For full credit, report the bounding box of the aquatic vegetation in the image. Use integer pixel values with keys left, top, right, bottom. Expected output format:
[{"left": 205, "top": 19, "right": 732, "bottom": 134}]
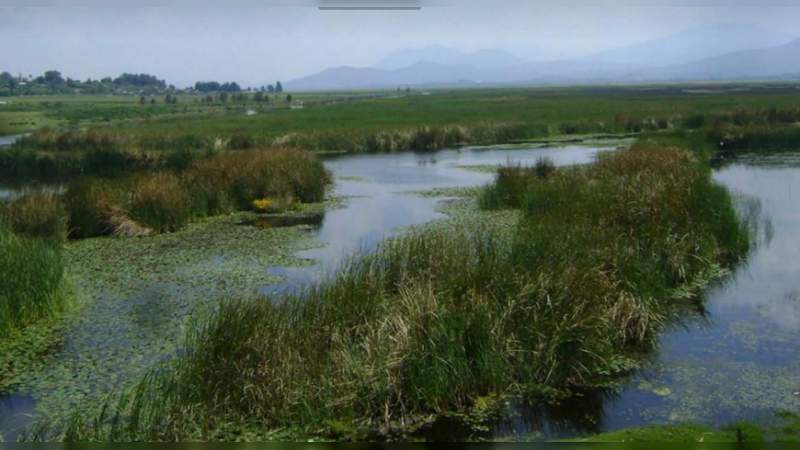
[
  {"left": 128, "top": 173, "right": 192, "bottom": 233},
  {"left": 0, "top": 192, "right": 67, "bottom": 242},
  {"left": 275, "top": 122, "right": 529, "bottom": 154},
  {"left": 1, "top": 206, "right": 329, "bottom": 431},
  {"left": 0, "top": 226, "right": 68, "bottom": 339},
  {"left": 578, "top": 412, "right": 800, "bottom": 443},
  {"left": 478, "top": 157, "right": 557, "bottom": 210},
  {"left": 62, "top": 179, "right": 125, "bottom": 239},
  {"left": 47, "top": 142, "right": 750, "bottom": 441},
  {"left": 711, "top": 124, "right": 800, "bottom": 155},
  {"left": 184, "top": 148, "right": 328, "bottom": 213},
  {"left": 25, "top": 148, "right": 330, "bottom": 239}
]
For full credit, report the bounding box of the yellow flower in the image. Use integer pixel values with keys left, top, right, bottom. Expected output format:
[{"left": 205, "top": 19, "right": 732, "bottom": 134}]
[{"left": 253, "top": 198, "right": 273, "bottom": 211}]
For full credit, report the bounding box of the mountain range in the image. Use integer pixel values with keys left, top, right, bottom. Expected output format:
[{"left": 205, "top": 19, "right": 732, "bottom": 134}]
[{"left": 286, "top": 24, "right": 800, "bottom": 91}]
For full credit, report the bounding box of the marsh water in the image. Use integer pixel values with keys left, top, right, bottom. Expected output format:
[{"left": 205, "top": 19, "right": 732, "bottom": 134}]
[
  {"left": 1, "top": 140, "right": 800, "bottom": 440},
  {"left": 0, "top": 134, "right": 25, "bottom": 148}
]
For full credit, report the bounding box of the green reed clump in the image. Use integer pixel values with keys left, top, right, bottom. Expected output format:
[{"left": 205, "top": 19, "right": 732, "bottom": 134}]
[
  {"left": 52, "top": 143, "right": 750, "bottom": 441},
  {"left": 63, "top": 179, "right": 126, "bottom": 238},
  {"left": 184, "top": 148, "right": 329, "bottom": 215},
  {"left": 0, "top": 225, "right": 67, "bottom": 338},
  {"left": 12, "top": 128, "right": 129, "bottom": 153},
  {"left": 479, "top": 158, "right": 556, "bottom": 210},
  {"left": 276, "top": 122, "right": 530, "bottom": 153},
  {"left": 128, "top": 173, "right": 192, "bottom": 233},
  {"left": 709, "top": 124, "right": 800, "bottom": 155},
  {"left": 55, "top": 148, "right": 328, "bottom": 238},
  {"left": 1, "top": 192, "right": 68, "bottom": 242}
]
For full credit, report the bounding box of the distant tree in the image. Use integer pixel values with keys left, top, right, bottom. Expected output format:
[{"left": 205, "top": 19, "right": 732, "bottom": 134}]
[
  {"left": 219, "top": 92, "right": 229, "bottom": 103},
  {"left": 43, "top": 70, "right": 64, "bottom": 86},
  {"left": 139, "top": 95, "right": 146, "bottom": 105},
  {"left": 275, "top": 81, "right": 283, "bottom": 93},
  {"left": 150, "top": 98, "right": 156, "bottom": 105},
  {"left": 204, "top": 95, "right": 214, "bottom": 104},
  {"left": 195, "top": 81, "right": 221, "bottom": 92},
  {"left": 267, "top": 84, "right": 275, "bottom": 93},
  {"left": 254, "top": 91, "right": 264, "bottom": 102},
  {"left": 165, "top": 94, "right": 172, "bottom": 104},
  {"left": 220, "top": 82, "right": 241, "bottom": 93},
  {"left": 114, "top": 73, "right": 166, "bottom": 88},
  {"left": 286, "top": 94, "right": 292, "bottom": 103}
]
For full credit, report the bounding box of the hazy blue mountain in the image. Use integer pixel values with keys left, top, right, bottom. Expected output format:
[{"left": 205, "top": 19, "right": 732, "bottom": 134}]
[
  {"left": 375, "top": 45, "right": 525, "bottom": 70},
  {"left": 286, "top": 24, "right": 800, "bottom": 91},
  {"left": 287, "top": 62, "right": 481, "bottom": 91},
  {"left": 286, "top": 59, "right": 631, "bottom": 91},
  {"left": 642, "top": 38, "right": 800, "bottom": 81},
  {"left": 587, "top": 23, "right": 793, "bottom": 68}
]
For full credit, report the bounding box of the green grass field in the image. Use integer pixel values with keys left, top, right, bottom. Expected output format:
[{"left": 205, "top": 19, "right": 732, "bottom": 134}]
[
  {"left": 82, "top": 83, "right": 800, "bottom": 138},
  {"left": 4, "top": 83, "right": 800, "bottom": 141}
]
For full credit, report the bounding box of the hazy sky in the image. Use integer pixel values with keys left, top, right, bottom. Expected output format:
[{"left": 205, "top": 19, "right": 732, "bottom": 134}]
[{"left": 2, "top": 0, "right": 800, "bottom": 87}]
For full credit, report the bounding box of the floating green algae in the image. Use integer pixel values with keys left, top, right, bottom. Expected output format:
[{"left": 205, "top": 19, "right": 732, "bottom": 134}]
[{"left": 1, "top": 204, "right": 335, "bottom": 424}]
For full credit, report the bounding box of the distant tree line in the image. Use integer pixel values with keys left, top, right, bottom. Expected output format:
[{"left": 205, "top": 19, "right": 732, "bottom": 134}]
[
  {"left": 0, "top": 69, "right": 287, "bottom": 97},
  {"left": 193, "top": 81, "right": 242, "bottom": 93},
  {"left": 0, "top": 70, "right": 170, "bottom": 96}
]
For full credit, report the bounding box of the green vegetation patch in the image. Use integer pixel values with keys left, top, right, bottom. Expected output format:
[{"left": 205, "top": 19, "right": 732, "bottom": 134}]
[
  {"left": 0, "top": 111, "right": 57, "bottom": 135},
  {"left": 0, "top": 226, "right": 70, "bottom": 340},
  {"left": 46, "top": 141, "right": 750, "bottom": 442},
  {"left": 1, "top": 204, "right": 331, "bottom": 425}
]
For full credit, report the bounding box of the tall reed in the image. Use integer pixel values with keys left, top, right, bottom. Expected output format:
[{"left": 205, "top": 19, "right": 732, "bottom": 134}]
[{"left": 0, "top": 226, "right": 68, "bottom": 338}]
